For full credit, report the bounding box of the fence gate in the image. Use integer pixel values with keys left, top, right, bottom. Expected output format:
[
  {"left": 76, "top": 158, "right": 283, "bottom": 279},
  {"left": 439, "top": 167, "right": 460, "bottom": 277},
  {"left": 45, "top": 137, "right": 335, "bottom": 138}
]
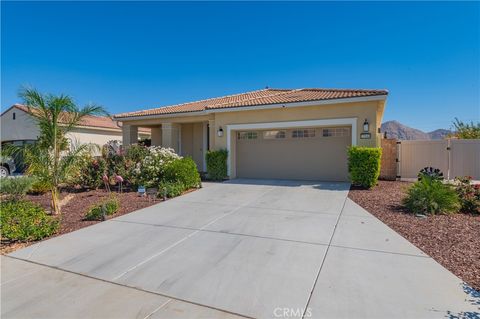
[{"left": 397, "top": 139, "right": 480, "bottom": 180}]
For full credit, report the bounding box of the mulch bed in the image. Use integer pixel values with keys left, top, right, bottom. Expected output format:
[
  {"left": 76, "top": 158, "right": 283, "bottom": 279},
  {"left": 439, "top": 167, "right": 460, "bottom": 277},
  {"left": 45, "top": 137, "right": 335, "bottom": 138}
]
[
  {"left": 1, "top": 189, "right": 161, "bottom": 254},
  {"left": 348, "top": 180, "right": 480, "bottom": 292}
]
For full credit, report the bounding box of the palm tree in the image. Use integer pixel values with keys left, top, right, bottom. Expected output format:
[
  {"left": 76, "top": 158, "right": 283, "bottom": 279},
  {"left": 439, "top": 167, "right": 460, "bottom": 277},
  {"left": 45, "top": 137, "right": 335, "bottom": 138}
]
[{"left": 19, "top": 87, "right": 108, "bottom": 214}]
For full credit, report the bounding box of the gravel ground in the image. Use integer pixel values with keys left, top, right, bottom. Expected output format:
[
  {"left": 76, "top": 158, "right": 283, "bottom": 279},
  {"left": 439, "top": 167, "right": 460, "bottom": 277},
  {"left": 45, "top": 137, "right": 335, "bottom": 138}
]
[
  {"left": 348, "top": 180, "right": 480, "bottom": 292},
  {"left": 1, "top": 189, "right": 163, "bottom": 254}
]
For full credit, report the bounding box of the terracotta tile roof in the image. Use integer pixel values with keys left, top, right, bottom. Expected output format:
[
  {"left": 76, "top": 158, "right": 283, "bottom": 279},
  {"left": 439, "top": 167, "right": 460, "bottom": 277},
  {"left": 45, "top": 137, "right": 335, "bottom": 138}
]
[
  {"left": 114, "top": 88, "right": 388, "bottom": 119},
  {"left": 10, "top": 104, "right": 150, "bottom": 133}
]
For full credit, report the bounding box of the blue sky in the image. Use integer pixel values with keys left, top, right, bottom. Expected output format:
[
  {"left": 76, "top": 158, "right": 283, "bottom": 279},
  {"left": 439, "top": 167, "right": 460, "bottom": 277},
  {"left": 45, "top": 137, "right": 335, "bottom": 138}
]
[{"left": 2, "top": 1, "right": 479, "bottom": 131}]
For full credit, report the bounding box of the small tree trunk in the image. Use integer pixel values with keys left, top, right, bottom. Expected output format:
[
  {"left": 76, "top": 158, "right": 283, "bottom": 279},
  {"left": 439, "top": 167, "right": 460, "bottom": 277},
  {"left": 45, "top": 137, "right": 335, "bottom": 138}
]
[{"left": 50, "top": 187, "right": 60, "bottom": 215}]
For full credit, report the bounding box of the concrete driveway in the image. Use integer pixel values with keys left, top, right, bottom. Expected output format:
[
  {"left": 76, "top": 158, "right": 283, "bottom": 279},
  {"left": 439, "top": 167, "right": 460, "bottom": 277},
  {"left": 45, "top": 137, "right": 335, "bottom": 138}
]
[{"left": 2, "top": 179, "right": 479, "bottom": 319}]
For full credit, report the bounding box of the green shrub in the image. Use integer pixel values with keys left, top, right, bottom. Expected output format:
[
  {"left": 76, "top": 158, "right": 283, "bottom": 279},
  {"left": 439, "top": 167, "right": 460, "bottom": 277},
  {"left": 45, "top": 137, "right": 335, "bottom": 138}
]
[
  {"left": 84, "top": 196, "right": 120, "bottom": 221},
  {"left": 0, "top": 200, "right": 58, "bottom": 241},
  {"left": 162, "top": 157, "right": 201, "bottom": 190},
  {"left": 124, "top": 144, "right": 149, "bottom": 163},
  {"left": 0, "top": 176, "right": 35, "bottom": 198},
  {"left": 78, "top": 156, "right": 107, "bottom": 189},
  {"left": 347, "top": 147, "right": 382, "bottom": 188},
  {"left": 30, "top": 179, "right": 51, "bottom": 194},
  {"left": 158, "top": 181, "right": 185, "bottom": 198},
  {"left": 403, "top": 177, "right": 460, "bottom": 215},
  {"left": 454, "top": 176, "right": 480, "bottom": 214},
  {"left": 206, "top": 149, "right": 228, "bottom": 181}
]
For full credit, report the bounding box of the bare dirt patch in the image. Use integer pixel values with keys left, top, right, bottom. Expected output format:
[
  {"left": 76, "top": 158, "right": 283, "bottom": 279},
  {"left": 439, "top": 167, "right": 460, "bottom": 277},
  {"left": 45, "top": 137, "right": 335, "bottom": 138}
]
[{"left": 348, "top": 180, "right": 480, "bottom": 292}]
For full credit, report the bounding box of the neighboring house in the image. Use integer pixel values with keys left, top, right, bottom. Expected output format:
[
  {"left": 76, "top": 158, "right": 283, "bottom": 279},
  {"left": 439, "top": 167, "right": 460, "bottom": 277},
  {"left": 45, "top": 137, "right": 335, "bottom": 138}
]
[
  {"left": 114, "top": 88, "right": 388, "bottom": 181},
  {"left": 0, "top": 104, "right": 150, "bottom": 174}
]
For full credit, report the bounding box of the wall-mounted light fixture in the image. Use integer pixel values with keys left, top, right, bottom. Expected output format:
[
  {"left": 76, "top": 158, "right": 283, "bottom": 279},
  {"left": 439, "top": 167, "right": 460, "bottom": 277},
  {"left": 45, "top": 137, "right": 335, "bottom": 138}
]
[
  {"left": 217, "top": 127, "right": 224, "bottom": 137},
  {"left": 363, "top": 119, "right": 369, "bottom": 132}
]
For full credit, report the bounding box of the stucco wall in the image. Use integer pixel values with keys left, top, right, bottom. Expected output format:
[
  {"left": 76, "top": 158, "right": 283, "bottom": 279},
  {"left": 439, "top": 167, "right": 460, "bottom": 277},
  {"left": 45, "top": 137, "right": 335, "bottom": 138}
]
[
  {"left": 151, "top": 127, "right": 162, "bottom": 146},
  {"left": 117, "top": 99, "right": 385, "bottom": 177},
  {"left": 211, "top": 100, "right": 383, "bottom": 150},
  {"left": 68, "top": 128, "right": 122, "bottom": 145},
  {"left": 1, "top": 107, "right": 40, "bottom": 142},
  {"left": 1, "top": 107, "right": 132, "bottom": 156},
  {"left": 180, "top": 123, "right": 205, "bottom": 170}
]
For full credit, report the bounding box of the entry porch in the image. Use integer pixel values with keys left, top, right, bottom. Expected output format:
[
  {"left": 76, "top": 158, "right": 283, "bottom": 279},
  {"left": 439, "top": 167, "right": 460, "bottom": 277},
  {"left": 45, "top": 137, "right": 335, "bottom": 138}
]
[{"left": 122, "top": 119, "right": 214, "bottom": 172}]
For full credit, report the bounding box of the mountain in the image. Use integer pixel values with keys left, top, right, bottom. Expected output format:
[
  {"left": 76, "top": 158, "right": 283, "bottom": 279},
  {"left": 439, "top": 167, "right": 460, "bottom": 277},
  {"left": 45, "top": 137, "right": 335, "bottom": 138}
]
[
  {"left": 381, "top": 121, "right": 452, "bottom": 140},
  {"left": 428, "top": 129, "right": 452, "bottom": 140}
]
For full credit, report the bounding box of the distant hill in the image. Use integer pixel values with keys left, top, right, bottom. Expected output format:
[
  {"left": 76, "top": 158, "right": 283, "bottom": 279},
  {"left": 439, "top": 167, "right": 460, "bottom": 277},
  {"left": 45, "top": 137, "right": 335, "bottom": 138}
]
[
  {"left": 381, "top": 121, "right": 452, "bottom": 140},
  {"left": 428, "top": 129, "right": 452, "bottom": 140}
]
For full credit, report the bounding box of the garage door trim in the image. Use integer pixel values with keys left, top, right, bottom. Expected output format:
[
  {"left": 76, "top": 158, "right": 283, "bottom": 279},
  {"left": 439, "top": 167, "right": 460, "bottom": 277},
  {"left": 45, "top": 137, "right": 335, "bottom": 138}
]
[{"left": 226, "top": 117, "right": 358, "bottom": 177}]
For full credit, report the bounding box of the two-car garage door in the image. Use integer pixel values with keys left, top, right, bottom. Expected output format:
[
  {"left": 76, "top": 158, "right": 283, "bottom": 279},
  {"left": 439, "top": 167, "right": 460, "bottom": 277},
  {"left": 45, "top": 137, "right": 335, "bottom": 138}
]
[{"left": 236, "top": 126, "right": 351, "bottom": 181}]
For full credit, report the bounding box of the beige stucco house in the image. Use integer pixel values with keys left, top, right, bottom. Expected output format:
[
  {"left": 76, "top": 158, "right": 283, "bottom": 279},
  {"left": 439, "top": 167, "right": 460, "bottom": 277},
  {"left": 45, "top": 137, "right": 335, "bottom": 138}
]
[
  {"left": 1, "top": 104, "right": 150, "bottom": 152},
  {"left": 114, "top": 88, "right": 388, "bottom": 181}
]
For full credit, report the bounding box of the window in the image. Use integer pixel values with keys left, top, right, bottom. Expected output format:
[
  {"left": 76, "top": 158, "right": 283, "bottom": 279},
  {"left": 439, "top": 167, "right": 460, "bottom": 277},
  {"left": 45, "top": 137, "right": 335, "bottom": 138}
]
[
  {"left": 322, "top": 128, "right": 350, "bottom": 137},
  {"left": 263, "top": 130, "right": 286, "bottom": 139},
  {"left": 292, "top": 128, "right": 315, "bottom": 138},
  {"left": 237, "top": 131, "right": 258, "bottom": 140},
  {"left": 12, "top": 112, "right": 16, "bottom": 120}
]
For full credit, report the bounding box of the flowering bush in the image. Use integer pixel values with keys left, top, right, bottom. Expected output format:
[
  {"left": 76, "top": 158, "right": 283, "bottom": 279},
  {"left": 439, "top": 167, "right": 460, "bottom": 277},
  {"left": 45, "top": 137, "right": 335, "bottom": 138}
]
[
  {"left": 135, "top": 147, "right": 181, "bottom": 187},
  {"left": 99, "top": 144, "right": 198, "bottom": 195},
  {"left": 455, "top": 176, "right": 480, "bottom": 214},
  {"left": 78, "top": 155, "right": 107, "bottom": 189}
]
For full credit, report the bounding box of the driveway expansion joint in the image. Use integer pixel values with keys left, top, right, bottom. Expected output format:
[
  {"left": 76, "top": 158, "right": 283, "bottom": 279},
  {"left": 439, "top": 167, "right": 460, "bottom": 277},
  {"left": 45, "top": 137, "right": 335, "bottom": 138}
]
[
  {"left": 142, "top": 299, "right": 173, "bottom": 319},
  {"left": 329, "top": 244, "right": 430, "bottom": 258},
  {"left": 3, "top": 255, "right": 254, "bottom": 319},
  {"left": 112, "top": 186, "right": 278, "bottom": 280},
  {"left": 111, "top": 219, "right": 330, "bottom": 246},
  {"left": 301, "top": 192, "right": 348, "bottom": 319},
  {"left": 178, "top": 199, "right": 342, "bottom": 216}
]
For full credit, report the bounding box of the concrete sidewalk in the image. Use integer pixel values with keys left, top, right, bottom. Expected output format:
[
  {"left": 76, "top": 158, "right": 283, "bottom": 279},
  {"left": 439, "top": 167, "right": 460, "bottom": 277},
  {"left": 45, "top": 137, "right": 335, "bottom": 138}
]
[{"left": 2, "top": 179, "right": 479, "bottom": 318}]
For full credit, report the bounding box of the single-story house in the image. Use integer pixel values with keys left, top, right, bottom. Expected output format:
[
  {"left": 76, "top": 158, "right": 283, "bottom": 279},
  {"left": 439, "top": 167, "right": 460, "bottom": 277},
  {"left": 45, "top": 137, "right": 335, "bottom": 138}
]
[
  {"left": 1, "top": 103, "right": 151, "bottom": 155},
  {"left": 114, "top": 88, "right": 388, "bottom": 181}
]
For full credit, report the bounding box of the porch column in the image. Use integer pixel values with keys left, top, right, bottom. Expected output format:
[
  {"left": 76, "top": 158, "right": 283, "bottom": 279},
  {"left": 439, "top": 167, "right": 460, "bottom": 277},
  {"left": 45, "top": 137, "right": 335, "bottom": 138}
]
[
  {"left": 122, "top": 124, "right": 138, "bottom": 145},
  {"left": 208, "top": 119, "right": 216, "bottom": 150},
  {"left": 151, "top": 126, "right": 162, "bottom": 146},
  {"left": 161, "top": 123, "right": 180, "bottom": 152}
]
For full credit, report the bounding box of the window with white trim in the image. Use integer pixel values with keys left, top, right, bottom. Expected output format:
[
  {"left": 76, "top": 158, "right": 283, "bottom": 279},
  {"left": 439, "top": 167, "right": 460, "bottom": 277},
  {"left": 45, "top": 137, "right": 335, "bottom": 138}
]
[
  {"left": 322, "top": 127, "right": 350, "bottom": 137},
  {"left": 292, "top": 128, "right": 315, "bottom": 138},
  {"left": 263, "top": 130, "right": 286, "bottom": 139},
  {"left": 237, "top": 131, "right": 258, "bottom": 140}
]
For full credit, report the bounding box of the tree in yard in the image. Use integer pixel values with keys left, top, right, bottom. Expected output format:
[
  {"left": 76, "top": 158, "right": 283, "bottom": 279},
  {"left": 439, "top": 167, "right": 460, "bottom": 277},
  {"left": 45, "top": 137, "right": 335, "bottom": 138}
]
[
  {"left": 452, "top": 118, "right": 480, "bottom": 139},
  {"left": 18, "top": 88, "right": 108, "bottom": 214}
]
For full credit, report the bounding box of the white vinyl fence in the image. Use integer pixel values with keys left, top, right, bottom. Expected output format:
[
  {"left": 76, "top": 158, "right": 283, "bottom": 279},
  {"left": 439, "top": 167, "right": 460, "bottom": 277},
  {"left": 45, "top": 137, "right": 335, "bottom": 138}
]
[{"left": 397, "top": 139, "right": 480, "bottom": 180}]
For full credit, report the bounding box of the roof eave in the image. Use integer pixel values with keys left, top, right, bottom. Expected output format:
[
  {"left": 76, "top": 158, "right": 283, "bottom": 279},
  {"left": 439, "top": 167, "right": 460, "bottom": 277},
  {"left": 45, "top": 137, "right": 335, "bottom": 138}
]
[{"left": 114, "top": 94, "right": 388, "bottom": 122}]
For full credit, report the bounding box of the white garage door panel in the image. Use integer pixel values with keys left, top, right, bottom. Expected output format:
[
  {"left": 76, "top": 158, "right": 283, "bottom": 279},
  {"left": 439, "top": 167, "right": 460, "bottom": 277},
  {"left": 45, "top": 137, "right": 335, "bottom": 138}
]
[{"left": 236, "top": 127, "right": 351, "bottom": 181}]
